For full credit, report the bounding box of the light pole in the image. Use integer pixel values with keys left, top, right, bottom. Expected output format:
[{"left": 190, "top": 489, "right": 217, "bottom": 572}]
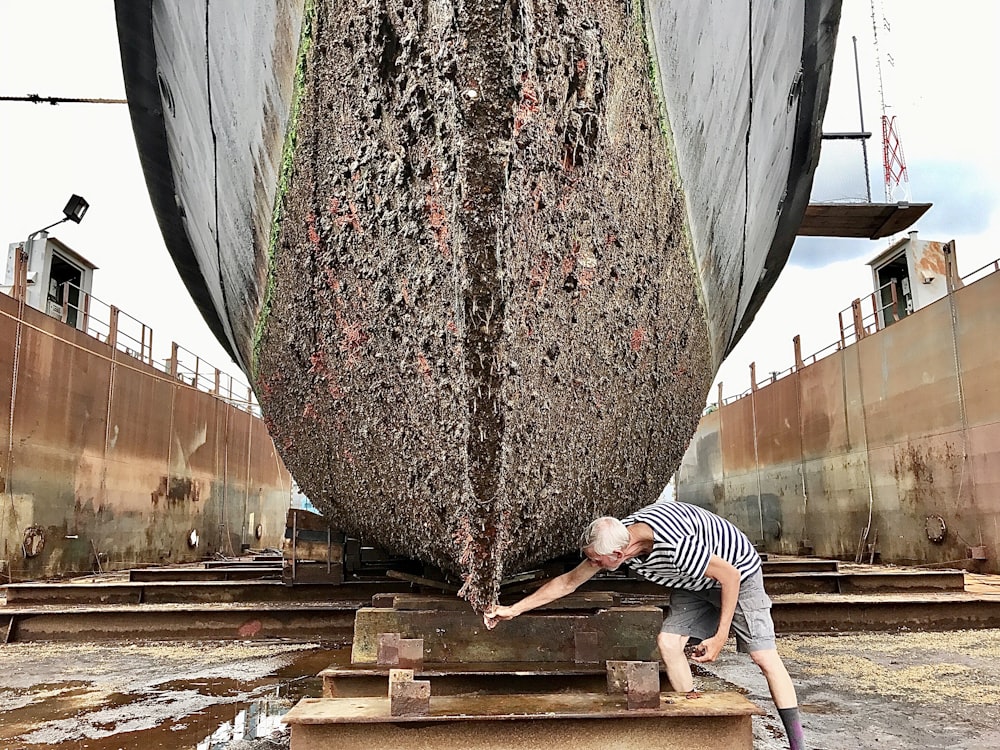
[{"left": 16, "top": 194, "right": 89, "bottom": 301}]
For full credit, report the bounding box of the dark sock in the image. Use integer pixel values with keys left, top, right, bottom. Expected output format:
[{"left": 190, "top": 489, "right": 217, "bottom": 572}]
[{"left": 778, "top": 706, "right": 805, "bottom": 750}]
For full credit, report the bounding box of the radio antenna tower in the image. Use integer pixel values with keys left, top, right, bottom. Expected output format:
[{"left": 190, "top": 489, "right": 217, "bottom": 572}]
[{"left": 871, "top": 0, "right": 911, "bottom": 202}]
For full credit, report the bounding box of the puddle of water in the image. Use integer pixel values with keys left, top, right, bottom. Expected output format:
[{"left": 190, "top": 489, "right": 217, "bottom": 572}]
[{"left": 1, "top": 644, "right": 342, "bottom": 750}]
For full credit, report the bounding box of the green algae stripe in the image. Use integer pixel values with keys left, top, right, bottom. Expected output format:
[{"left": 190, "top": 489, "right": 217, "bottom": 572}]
[{"left": 252, "top": 0, "right": 316, "bottom": 379}]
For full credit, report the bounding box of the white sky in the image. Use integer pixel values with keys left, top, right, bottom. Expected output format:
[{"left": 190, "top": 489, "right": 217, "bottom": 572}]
[{"left": 1, "top": 0, "right": 998, "bottom": 402}]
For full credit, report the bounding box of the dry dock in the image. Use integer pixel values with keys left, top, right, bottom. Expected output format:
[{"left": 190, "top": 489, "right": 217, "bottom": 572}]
[{"left": 2, "top": 556, "right": 1000, "bottom": 749}]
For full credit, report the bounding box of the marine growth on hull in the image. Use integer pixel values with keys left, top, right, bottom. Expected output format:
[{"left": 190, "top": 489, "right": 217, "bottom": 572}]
[{"left": 254, "top": 0, "right": 713, "bottom": 611}]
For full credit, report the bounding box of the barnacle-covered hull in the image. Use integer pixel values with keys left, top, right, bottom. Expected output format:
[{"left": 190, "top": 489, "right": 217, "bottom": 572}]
[{"left": 116, "top": 0, "right": 840, "bottom": 608}]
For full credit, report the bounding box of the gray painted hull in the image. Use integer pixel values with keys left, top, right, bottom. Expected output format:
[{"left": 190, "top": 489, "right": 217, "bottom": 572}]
[{"left": 116, "top": 0, "right": 840, "bottom": 606}]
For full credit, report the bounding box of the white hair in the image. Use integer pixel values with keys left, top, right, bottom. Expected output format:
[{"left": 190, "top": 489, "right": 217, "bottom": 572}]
[{"left": 579, "top": 516, "right": 630, "bottom": 555}]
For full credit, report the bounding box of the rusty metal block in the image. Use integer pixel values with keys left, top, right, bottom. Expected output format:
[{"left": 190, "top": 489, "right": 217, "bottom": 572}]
[
  {"left": 574, "top": 631, "right": 601, "bottom": 663},
  {"left": 370, "top": 593, "right": 397, "bottom": 608},
  {"left": 625, "top": 662, "right": 660, "bottom": 710},
  {"left": 605, "top": 660, "right": 641, "bottom": 693},
  {"left": 389, "top": 678, "right": 431, "bottom": 716},
  {"left": 387, "top": 668, "right": 415, "bottom": 694},
  {"left": 606, "top": 660, "right": 660, "bottom": 708},
  {"left": 377, "top": 632, "right": 400, "bottom": 665},
  {"left": 397, "top": 638, "right": 424, "bottom": 669}
]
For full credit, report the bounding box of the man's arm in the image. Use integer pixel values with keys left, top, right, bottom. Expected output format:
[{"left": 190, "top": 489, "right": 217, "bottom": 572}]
[
  {"left": 483, "top": 559, "right": 601, "bottom": 629},
  {"left": 691, "top": 554, "right": 741, "bottom": 663}
]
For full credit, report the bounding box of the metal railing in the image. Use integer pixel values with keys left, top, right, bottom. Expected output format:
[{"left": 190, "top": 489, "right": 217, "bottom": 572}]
[
  {"left": 9, "top": 274, "right": 259, "bottom": 416},
  {"left": 165, "top": 342, "right": 259, "bottom": 415},
  {"left": 713, "top": 253, "right": 1000, "bottom": 409},
  {"left": 837, "top": 278, "right": 902, "bottom": 347},
  {"left": 960, "top": 258, "right": 1000, "bottom": 286}
]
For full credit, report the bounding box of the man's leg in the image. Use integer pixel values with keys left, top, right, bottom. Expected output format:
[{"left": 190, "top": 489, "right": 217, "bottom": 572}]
[
  {"left": 749, "top": 648, "right": 796, "bottom": 708},
  {"left": 656, "top": 631, "right": 694, "bottom": 692},
  {"left": 657, "top": 589, "right": 717, "bottom": 693},
  {"left": 750, "top": 648, "right": 804, "bottom": 750},
  {"left": 732, "top": 571, "right": 805, "bottom": 750}
]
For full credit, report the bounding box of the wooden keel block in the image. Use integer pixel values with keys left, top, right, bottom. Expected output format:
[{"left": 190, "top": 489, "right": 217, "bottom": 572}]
[
  {"left": 574, "top": 631, "right": 601, "bottom": 663},
  {"left": 377, "top": 632, "right": 400, "bottom": 665},
  {"left": 397, "top": 638, "right": 424, "bottom": 669}
]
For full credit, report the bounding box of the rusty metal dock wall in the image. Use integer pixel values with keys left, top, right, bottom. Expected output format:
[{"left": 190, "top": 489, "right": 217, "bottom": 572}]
[
  {"left": 0, "top": 293, "right": 291, "bottom": 581},
  {"left": 677, "top": 268, "right": 1000, "bottom": 572}
]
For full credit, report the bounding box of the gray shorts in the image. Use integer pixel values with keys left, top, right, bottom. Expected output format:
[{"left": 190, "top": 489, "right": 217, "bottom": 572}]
[{"left": 660, "top": 569, "right": 776, "bottom": 653}]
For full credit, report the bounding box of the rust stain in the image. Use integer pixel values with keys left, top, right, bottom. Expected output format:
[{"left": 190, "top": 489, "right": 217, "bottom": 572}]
[
  {"left": 330, "top": 196, "right": 362, "bottom": 233},
  {"left": 426, "top": 166, "right": 450, "bottom": 259},
  {"left": 513, "top": 72, "right": 539, "bottom": 136},
  {"left": 306, "top": 212, "right": 321, "bottom": 248},
  {"left": 916, "top": 241, "right": 946, "bottom": 277},
  {"left": 630, "top": 327, "right": 647, "bottom": 352},
  {"left": 416, "top": 353, "right": 432, "bottom": 382},
  {"left": 238, "top": 619, "right": 263, "bottom": 638},
  {"left": 152, "top": 476, "right": 202, "bottom": 505}
]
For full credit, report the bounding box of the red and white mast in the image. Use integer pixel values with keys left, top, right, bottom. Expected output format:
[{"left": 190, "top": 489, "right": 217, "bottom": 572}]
[{"left": 871, "top": 0, "right": 911, "bottom": 203}]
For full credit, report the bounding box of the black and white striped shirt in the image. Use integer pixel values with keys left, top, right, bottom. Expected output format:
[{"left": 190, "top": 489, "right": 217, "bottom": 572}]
[{"left": 621, "top": 501, "right": 761, "bottom": 591}]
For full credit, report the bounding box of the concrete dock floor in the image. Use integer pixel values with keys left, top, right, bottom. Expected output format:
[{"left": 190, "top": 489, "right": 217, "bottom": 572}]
[
  {"left": 2, "top": 630, "right": 999, "bottom": 749},
  {"left": 3, "top": 562, "right": 999, "bottom": 747}
]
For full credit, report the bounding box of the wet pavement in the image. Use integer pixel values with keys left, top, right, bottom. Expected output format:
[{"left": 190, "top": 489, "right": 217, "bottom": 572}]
[
  {"left": 2, "top": 631, "right": 999, "bottom": 749},
  {"left": 0, "top": 641, "right": 336, "bottom": 750}
]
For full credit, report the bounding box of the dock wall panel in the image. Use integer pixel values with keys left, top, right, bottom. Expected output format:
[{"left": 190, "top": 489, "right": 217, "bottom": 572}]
[
  {"left": 678, "top": 270, "right": 1000, "bottom": 572},
  {"left": 0, "top": 293, "right": 292, "bottom": 580}
]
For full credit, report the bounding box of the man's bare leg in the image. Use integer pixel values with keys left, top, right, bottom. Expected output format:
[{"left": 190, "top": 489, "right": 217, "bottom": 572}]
[
  {"left": 751, "top": 648, "right": 804, "bottom": 750},
  {"left": 656, "top": 631, "right": 693, "bottom": 692},
  {"left": 749, "top": 648, "right": 796, "bottom": 707}
]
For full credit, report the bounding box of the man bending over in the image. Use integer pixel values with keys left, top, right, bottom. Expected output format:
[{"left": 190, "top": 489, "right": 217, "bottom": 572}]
[{"left": 484, "top": 500, "right": 806, "bottom": 750}]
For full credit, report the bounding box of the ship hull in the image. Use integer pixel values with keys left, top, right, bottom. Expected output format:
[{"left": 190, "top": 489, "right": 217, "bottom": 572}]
[{"left": 117, "top": 0, "right": 840, "bottom": 607}]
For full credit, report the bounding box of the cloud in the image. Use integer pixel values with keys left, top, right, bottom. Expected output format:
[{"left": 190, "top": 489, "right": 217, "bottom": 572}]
[
  {"left": 908, "top": 160, "right": 998, "bottom": 237},
  {"left": 788, "top": 236, "right": 874, "bottom": 270}
]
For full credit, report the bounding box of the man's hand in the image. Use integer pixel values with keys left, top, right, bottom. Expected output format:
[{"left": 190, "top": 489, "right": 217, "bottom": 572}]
[
  {"left": 483, "top": 605, "right": 517, "bottom": 630},
  {"left": 481, "top": 560, "right": 599, "bottom": 630},
  {"left": 690, "top": 633, "right": 726, "bottom": 663}
]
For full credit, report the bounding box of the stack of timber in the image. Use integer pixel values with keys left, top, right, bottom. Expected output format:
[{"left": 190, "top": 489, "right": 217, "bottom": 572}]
[{"left": 282, "top": 593, "right": 763, "bottom": 749}]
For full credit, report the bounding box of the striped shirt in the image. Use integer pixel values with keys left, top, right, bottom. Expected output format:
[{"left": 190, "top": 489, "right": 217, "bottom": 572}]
[{"left": 621, "top": 501, "right": 761, "bottom": 591}]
